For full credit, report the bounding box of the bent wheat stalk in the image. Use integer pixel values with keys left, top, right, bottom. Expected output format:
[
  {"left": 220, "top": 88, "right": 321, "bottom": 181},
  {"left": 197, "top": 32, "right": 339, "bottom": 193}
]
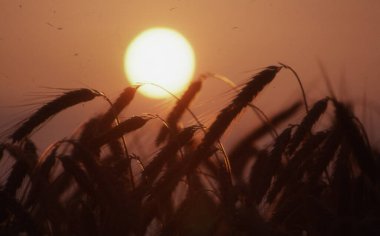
[
  {"left": 97, "top": 86, "right": 138, "bottom": 189},
  {"left": 91, "top": 116, "right": 153, "bottom": 147},
  {"left": 99, "top": 86, "right": 138, "bottom": 129},
  {"left": 279, "top": 62, "right": 309, "bottom": 113},
  {"left": 10, "top": 88, "right": 101, "bottom": 142},
  {"left": 203, "top": 66, "right": 282, "bottom": 148},
  {"left": 156, "top": 80, "right": 202, "bottom": 145},
  {"left": 152, "top": 65, "right": 282, "bottom": 198},
  {"left": 140, "top": 81, "right": 233, "bottom": 183},
  {"left": 208, "top": 72, "right": 278, "bottom": 138},
  {"left": 286, "top": 98, "right": 329, "bottom": 155}
]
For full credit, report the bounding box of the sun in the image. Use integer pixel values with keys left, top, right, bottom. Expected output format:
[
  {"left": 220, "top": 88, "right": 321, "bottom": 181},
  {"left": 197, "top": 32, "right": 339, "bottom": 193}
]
[{"left": 124, "top": 28, "right": 196, "bottom": 99}]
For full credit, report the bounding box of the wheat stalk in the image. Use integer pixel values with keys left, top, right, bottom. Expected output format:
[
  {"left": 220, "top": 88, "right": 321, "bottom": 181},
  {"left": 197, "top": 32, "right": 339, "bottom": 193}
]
[
  {"left": 91, "top": 115, "right": 152, "bottom": 147},
  {"left": 151, "top": 65, "right": 282, "bottom": 200},
  {"left": 286, "top": 98, "right": 329, "bottom": 155},
  {"left": 10, "top": 88, "right": 101, "bottom": 142},
  {"left": 156, "top": 80, "right": 202, "bottom": 145}
]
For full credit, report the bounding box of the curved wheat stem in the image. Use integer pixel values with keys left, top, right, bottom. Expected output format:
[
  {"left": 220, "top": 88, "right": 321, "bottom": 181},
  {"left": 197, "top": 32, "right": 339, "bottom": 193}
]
[
  {"left": 139, "top": 82, "right": 233, "bottom": 183},
  {"left": 95, "top": 86, "right": 138, "bottom": 189},
  {"left": 279, "top": 62, "right": 309, "bottom": 113},
  {"left": 152, "top": 65, "right": 283, "bottom": 199},
  {"left": 208, "top": 72, "right": 278, "bottom": 138},
  {"left": 10, "top": 88, "right": 101, "bottom": 142},
  {"left": 156, "top": 79, "right": 203, "bottom": 145}
]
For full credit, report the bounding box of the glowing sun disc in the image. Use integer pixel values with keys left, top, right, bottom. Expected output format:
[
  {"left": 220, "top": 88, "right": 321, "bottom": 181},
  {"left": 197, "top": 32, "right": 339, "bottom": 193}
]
[{"left": 124, "top": 28, "right": 196, "bottom": 99}]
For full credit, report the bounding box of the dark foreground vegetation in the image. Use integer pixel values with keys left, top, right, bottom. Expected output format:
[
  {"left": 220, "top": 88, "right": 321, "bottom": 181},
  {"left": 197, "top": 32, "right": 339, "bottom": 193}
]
[{"left": 1, "top": 65, "right": 380, "bottom": 235}]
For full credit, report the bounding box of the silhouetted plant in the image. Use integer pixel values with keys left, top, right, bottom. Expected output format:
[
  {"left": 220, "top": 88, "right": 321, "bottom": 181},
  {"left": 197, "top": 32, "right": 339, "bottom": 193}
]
[{"left": 1, "top": 65, "right": 379, "bottom": 236}]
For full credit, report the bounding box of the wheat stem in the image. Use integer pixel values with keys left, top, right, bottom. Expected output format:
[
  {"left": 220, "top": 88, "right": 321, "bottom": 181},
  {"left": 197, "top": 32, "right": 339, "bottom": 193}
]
[{"left": 279, "top": 63, "right": 309, "bottom": 113}]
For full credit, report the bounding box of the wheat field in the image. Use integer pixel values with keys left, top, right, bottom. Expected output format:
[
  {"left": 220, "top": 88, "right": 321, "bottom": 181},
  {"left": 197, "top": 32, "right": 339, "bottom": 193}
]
[{"left": 1, "top": 65, "right": 379, "bottom": 235}]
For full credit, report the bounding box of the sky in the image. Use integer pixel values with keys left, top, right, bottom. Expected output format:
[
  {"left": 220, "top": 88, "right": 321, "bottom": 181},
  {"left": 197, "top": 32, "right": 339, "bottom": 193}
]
[{"left": 1, "top": 0, "right": 380, "bottom": 151}]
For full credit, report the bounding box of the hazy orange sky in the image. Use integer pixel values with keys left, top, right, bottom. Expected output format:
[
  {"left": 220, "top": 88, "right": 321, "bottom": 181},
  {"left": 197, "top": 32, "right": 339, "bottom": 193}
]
[{"left": 1, "top": 1, "right": 380, "bottom": 149}]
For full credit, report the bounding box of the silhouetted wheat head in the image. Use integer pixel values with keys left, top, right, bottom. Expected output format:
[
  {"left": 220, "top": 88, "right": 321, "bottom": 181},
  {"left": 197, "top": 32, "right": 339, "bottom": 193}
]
[{"left": 1, "top": 65, "right": 379, "bottom": 236}]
